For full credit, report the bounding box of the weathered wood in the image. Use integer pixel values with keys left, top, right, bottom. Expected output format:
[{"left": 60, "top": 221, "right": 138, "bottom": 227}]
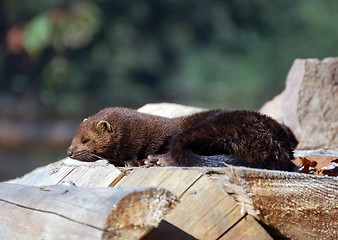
[
  {"left": 142, "top": 220, "right": 197, "bottom": 240},
  {"left": 116, "top": 167, "right": 272, "bottom": 240},
  {"left": 7, "top": 158, "right": 122, "bottom": 187},
  {"left": 7, "top": 161, "right": 75, "bottom": 186},
  {"left": 209, "top": 167, "right": 338, "bottom": 240},
  {"left": 10, "top": 157, "right": 335, "bottom": 239},
  {"left": 115, "top": 168, "right": 204, "bottom": 197},
  {"left": 0, "top": 183, "right": 177, "bottom": 240},
  {"left": 219, "top": 214, "right": 271, "bottom": 240}
]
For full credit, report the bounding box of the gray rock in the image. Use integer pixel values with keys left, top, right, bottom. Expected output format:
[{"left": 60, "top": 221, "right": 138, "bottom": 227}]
[
  {"left": 260, "top": 57, "right": 338, "bottom": 149},
  {"left": 138, "top": 102, "right": 206, "bottom": 118},
  {"left": 294, "top": 149, "right": 338, "bottom": 157}
]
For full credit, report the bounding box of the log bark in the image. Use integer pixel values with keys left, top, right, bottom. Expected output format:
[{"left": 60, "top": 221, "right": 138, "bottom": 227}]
[
  {"left": 0, "top": 183, "right": 177, "bottom": 240},
  {"left": 209, "top": 167, "right": 338, "bottom": 240}
]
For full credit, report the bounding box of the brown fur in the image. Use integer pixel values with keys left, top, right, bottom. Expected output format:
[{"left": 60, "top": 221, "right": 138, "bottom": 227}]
[
  {"left": 67, "top": 107, "right": 178, "bottom": 166},
  {"left": 67, "top": 107, "right": 298, "bottom": 171},
  {"left": 159, "top": 110, "right": 298, "bottom": 171}
]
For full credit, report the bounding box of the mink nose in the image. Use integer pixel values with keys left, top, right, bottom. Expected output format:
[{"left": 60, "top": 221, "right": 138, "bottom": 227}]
[{"left": 67, "top": 149, "right": 72, "bottom": 157}]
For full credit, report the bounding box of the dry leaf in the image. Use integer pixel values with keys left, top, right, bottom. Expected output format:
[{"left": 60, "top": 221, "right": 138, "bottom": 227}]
[{"left": 292, "top": 155, "right": 338, "bottom": 176}]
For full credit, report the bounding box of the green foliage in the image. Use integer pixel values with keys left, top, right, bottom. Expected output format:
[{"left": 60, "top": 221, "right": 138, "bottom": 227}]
[
  {"left": 23, "top": 13, "right": 53, "bottom": 57},
  {"left": 22, "top": 2, "right": 102, "bottom": 57},
  {"left": 2, "top": 0, "right": 338, "bottom": 117}
]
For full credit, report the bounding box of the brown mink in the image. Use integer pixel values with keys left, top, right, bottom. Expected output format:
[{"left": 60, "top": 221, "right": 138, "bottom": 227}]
[{"left": 67, "top": 107, "right": 298, "bottom": 171}]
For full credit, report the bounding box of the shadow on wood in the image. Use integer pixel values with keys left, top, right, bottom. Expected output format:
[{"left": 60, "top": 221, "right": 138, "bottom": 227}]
[{"left": 142, "top": 220, "right": 197, "bottom": 240}]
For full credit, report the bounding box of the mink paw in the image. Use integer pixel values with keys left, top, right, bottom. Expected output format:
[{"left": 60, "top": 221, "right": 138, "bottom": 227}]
[
  {"left": 145, "top": 154, "right": 175, "bottom": 167},
  {"left": 144, "top": 155, "right": 161, "bottom": 167},
  {"left": 124, "top": 159, "right": 145, "bottom": 167}
]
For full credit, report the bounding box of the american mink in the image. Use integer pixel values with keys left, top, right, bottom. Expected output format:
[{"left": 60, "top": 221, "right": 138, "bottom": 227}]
[{"left": 67, "top": 107, "right": 298, "bottom": 171}]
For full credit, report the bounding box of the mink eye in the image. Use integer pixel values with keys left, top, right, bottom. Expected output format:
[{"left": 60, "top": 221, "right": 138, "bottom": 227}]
[{"left": 81, "top": 138, "right": 90, "bottom": 144}]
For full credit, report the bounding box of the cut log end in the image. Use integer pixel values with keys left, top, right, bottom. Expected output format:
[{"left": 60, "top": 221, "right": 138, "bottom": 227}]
[
  {"left": 0, "top": 184, "right": 177, "bottom": 240},
  {"left": 102, "top": 188, "right": 178, "bottom": 240}
]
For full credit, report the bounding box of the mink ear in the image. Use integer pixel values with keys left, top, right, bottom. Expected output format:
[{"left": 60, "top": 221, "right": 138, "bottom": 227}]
[{"left": 96, "top": 120, "right": 114, "bottom": 133}]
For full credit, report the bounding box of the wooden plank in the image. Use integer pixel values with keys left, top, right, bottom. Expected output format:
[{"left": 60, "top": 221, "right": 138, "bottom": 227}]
[
  {"left": 116, "top": 168, "right": 267, "bottom": 240},
  {"left": 114, "top": 168, "right": 152, "bottom": 187},
  {"left": 155, "top": 168, "right": 204, "bottom": 197},
  {"left": 60, "top": 165, "right": 122, "bottom": 187},
  {"left": 142, "top": 220, "right": 197, "bottom": 240},
  {"left": 7, "top": 158, "right": 122, "bottom": 188},
  {"left": 115, "top": 167, "right": 204, "bottom": 197},
  {"left": 7, "top": 161, "right": 75, "bottom": 186},
  {"left": 219, "top": 215, "right": 273, "bottom": 240},
  {"left": 0, "top": 183, "right": 177, "bottom": 240},
  {"left": 164, "top": 174, "right": 243, "bottom": 239}
]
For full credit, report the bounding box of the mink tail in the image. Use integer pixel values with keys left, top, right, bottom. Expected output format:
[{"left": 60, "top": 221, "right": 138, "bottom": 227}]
[{"left": 169, "top": 110, "right": 297, "bottom": 171}]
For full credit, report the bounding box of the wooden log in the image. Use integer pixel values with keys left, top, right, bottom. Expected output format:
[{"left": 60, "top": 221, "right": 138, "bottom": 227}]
[
  {"left": 9, "top": 157, "right": 336, "bottom": 239},
  {"left": 116, "top": 168, "right": 273, "bottom": 240},
  {"left": 0, "top": 183, "right": 177, "bottom": 240},
  {"left": 209, "top": 167, "right": 338, "bottom": 240}
]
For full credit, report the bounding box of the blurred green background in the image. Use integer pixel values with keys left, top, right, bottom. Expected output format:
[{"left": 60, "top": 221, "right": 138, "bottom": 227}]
[{"left": 1, "top": 0, "right": 338, "bottom": 180}]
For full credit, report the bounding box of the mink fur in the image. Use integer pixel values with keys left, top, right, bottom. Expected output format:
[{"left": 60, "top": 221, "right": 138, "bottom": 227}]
[{"left": 67, "top": 107, "right": 298, "bottom": 171}]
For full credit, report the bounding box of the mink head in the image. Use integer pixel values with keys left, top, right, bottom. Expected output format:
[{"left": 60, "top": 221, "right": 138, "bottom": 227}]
[{"left": 67, "top": 118, "right": 120, "bottom": 163}]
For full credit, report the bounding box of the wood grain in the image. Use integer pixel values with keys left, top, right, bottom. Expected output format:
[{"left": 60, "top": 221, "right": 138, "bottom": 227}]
[
  {"left": 209, "top": 167, "right": 338, "bottom": 240},
  {"left": 0, "top": 183, "right": 177, "bottom": 240},
  {"left": 7, "top": 158, "right": 122, "bottom": 188},
  {"left": 117, "top": 167, "right": 272, "bottom": 240}
]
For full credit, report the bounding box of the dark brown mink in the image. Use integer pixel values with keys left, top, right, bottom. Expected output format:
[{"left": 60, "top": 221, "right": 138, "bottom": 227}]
[
  {"left": 149, "top": 110, "right": 298, "bottom": 171},
  {"left": 67, "top": 107, "right": 298, "bottom": 171}
]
